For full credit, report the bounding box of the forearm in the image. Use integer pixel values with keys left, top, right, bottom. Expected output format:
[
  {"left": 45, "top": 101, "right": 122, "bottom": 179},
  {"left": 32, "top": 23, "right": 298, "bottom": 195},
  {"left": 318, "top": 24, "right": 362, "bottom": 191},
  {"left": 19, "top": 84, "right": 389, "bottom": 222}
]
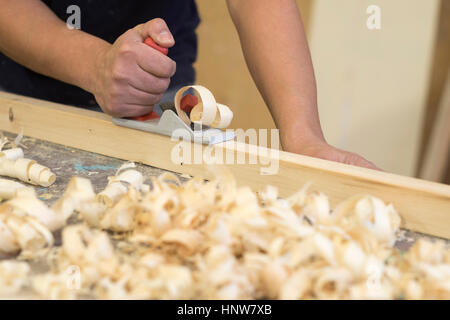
[
  {"left": 0, "top": 0, "right": 109, "bottom": 94},
  {"left": 227, "top": 0, "right": 325, "bottom": 150}
]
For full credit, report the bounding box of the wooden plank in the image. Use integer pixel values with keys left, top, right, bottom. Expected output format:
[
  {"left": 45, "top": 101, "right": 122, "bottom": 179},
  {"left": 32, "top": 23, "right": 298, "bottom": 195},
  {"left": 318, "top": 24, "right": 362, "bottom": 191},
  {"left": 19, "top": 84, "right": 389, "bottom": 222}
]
[
  {"left": 419, "top": 71, "right": 450, "bottom": 182},
  {"left": 0, "top": 91, "right": 450, "bottom": 239}
]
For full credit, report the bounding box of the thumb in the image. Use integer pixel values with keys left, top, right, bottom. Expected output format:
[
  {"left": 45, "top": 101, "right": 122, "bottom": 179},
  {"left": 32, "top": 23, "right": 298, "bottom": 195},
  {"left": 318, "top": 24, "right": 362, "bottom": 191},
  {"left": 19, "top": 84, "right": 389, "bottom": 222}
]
[{"left": 137, "top": 18, "right": 175, "bottom": 48}]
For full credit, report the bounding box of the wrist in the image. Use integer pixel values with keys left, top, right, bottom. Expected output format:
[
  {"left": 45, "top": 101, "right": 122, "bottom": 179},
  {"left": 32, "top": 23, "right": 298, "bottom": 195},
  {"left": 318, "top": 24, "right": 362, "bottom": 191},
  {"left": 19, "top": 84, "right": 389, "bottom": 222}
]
[
  {"left": 72, "top": 33, "right": 110, "bottom": 97},
  {"left": 279, "top": 120, "right": 327, "bottom": 154},
  {"left": 88, "top": 43, "right": 109, "bottom": 97}
]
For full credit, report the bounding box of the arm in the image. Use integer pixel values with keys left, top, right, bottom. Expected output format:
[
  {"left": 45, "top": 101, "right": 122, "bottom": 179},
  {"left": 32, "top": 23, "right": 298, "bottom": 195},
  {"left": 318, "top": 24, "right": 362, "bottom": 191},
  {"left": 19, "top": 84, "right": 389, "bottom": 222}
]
[
  {"left": 0, "top": 0, "right": 175, "bottom": 117},
  {"left": 226, "top": 0, "right": 377, "bottom": 169}
]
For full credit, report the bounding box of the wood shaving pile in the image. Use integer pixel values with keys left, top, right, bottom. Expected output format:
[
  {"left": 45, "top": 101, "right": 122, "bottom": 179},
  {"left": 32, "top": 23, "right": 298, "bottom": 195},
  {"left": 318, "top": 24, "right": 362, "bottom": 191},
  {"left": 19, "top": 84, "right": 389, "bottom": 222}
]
[
  {"left": 0, "top": 133, "right": 449, "bottom": 300},
  {"left": 0, "top": 165, "right": 448, "bottom": 300}
]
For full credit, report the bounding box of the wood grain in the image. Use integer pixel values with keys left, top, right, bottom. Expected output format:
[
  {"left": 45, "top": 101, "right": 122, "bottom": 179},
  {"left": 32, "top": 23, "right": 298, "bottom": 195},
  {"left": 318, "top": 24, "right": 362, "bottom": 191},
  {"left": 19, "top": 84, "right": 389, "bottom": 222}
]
[{"left": 0, "top": 92, "right": 449, "bottom": 238}]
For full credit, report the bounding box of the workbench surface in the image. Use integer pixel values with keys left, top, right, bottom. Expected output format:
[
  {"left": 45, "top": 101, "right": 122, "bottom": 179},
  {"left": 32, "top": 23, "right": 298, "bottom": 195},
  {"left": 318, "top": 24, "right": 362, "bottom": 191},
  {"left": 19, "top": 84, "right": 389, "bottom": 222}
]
[
  {"left": 3, "top": 132, "right": 445, "bottom": 253},
  {"left": 8, "top": 133, "right": 171, "bottom": 204}
]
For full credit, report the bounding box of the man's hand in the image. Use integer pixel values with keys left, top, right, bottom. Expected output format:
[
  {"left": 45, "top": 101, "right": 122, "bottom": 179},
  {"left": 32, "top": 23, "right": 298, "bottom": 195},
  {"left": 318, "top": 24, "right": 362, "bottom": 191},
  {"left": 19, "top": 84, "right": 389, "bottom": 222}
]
[
  {"left": 284, "top": 138, "right": 379, "bottom": 170},
  {"left": 93, "top": 19, "right": 176, "bottom": 117},
  {"left": 0, "top": 2, "right": 175, "bottom": 117}
]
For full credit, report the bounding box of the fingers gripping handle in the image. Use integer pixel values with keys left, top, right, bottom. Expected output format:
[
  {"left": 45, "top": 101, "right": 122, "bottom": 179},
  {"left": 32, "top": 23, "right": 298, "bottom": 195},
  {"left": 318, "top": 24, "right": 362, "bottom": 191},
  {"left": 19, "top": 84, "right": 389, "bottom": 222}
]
[
  {"left": 128, "top": 37, "right": 169, "bottom": 121},
  {"left": 144, "top": 37, "right": 169, "bottom": 56}
]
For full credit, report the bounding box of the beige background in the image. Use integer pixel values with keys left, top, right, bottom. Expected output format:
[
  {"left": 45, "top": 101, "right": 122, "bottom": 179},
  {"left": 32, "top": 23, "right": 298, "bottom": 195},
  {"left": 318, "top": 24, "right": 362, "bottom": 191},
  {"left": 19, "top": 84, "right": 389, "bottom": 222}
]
[
  {"left": 308, "top": 0, "right": 439, "bottom": 176},
  {"left": 195, "top": 0, "right": 440, "bottom": 176}
]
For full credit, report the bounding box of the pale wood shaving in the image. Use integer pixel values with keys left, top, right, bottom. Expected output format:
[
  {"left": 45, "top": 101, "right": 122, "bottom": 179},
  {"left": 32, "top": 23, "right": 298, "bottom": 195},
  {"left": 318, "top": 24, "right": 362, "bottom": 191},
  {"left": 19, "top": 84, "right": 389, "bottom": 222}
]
[
  {"left": 0, "top": 260, "right": 30, "bottom": 296},
  {"left": 0, "top": 134, "right": 55, "bottom": 187}
]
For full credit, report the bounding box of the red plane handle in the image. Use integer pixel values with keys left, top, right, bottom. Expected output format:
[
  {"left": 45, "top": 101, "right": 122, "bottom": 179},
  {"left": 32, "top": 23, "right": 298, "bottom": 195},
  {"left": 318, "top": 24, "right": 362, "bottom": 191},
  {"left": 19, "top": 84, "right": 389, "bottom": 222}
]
[{"left": 127, "top": 37, "right": 169, "bottom": 121}]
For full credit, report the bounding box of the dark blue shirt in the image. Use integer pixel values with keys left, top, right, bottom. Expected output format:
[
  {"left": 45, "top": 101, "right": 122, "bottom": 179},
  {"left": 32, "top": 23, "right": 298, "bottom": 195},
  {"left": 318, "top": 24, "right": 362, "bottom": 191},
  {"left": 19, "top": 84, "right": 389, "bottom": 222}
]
[{"left": 0, "top": 0, "right": 200, "bottom": 108}]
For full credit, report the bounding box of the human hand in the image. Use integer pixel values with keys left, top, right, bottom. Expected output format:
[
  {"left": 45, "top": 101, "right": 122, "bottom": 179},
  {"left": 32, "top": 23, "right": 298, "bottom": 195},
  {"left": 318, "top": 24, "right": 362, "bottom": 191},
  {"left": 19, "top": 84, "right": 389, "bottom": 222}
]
[
  {"left": 300, "top": 142, "right": 380, "bottom": 170},
  {"left": 92, "top": 19, "right": 176, "bottom": 117},
  {"left": 283, "top": 136, "right": 380, "bottom": 170}
]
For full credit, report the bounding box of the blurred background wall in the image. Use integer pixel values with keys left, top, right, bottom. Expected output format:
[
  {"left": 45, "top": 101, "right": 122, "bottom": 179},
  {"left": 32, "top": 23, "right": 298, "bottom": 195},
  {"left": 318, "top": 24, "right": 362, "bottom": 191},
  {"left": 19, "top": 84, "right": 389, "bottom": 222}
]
[
  {"left": 195, "top": 0, "right": 448, "bottom": 179},
  {"left": 308, "top": 0, "right": 439, "bottom": 176}
]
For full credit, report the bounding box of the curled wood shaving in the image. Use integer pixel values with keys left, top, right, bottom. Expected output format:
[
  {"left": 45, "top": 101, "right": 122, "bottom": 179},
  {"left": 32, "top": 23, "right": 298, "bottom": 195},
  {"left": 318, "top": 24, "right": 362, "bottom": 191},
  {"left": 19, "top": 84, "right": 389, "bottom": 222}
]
[
  {"left": 0, "top": 134, "right": 8, "bottom": 152},
  {"left": 0, "top": 148, "right": 24, "bottom": 161},
  {"left": 0, "top": 178, "right": 25, "bottom": 201},
  {"left": 0, "top": 149, "right": 55, "bottom": 187},
  {"left": 31, "top": 273, "right": 78, "bottom": 300},
  {"left": 52, "top": 177, "right": 96, "bottom": 220},
  {"left": 5, "top": 188, "right": 64, "bottom": 231},
  {"left": 0, "top": 131, "right": 26, "bottom": 151},
  {"left": 97, "top": 164, "right": 149, "bottom": 206},
  {"left": 0, "top": 211, "right": 54, "bottom": 256},
  {"left": 13, "top": 129, "right": 24, "bottom": 148},
  {"left": 0, "top": 133, "right": 53, "bottom": 187},
  {"left": 0, "top": 260, "right": 30, "bottom": 296},
  {"left": 98, "top": 188, "right": 139, "bottom": 232},
  {"left": 0, "top": 187, "right": 68, "bottom": 256},
  {"left": 174, "top": 85, "right": 233, "bottom": 128}
]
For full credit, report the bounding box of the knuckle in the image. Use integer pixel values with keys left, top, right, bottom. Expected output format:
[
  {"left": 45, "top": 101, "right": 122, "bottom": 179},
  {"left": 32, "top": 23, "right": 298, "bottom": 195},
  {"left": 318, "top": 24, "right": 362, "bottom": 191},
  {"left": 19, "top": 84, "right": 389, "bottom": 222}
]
[
  {"left": 161, "top": 60, "right": 176, "bottom": 77},
  {"left": 118, "top": 43, "right": 136, "bottom": 58},
  {"left": 151, "top": 18, "right": 166, "bottom": 28},
  {"left": 151, "top": 77, "right": 170, "bottom": 93},
  {"left": 160, "top": 77, "right": 171, "bottom": 91},
  {"left": 132, "top": 24, "right": 144, "bottom": 33},
  {"left": 121, "top": 29, "right": 135, "bottom": 40},
  {"left": 111, "top": 61, "right": 129, "bottom": 82},
  {"left": 111, "top": 66, "right": 125, "bottom": 81}
]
